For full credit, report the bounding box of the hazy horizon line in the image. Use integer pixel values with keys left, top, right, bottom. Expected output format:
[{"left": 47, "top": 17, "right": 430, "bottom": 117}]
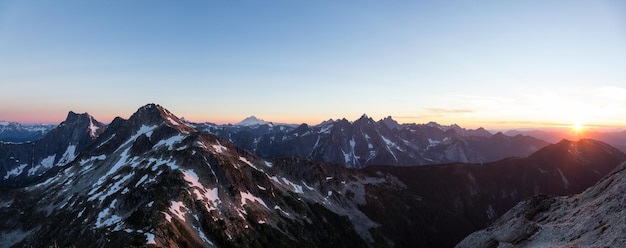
[{"left": 3, "top": 112, "right": 624, "bottom": 133}]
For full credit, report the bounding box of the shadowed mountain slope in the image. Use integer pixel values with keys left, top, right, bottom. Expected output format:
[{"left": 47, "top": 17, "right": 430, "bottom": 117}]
[{"left": 457, "top": 160, "right": 626, "bottom": 247}]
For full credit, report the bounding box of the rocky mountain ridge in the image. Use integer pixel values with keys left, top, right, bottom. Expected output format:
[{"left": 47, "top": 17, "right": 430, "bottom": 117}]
[
  {"left": 190, "top": 115, "right": 549, "bottom": 168},
  {"left": 0, "top": 104, "right": 390, "bottom": 247},
  {"left": 506, "top": 128, "right": 626, "bottom": 152},
  {"left": 1, "top": 104, "right": 624, "bottom": 247},
  {"left": 2, "top": 114, "right": 549, "bottom": 169},
  {"left": 457, "top": 160, "right": 626, "bottom": 247}
]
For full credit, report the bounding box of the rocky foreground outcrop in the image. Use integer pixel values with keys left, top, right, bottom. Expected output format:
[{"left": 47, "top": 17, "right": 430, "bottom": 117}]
[{"left": 457, "top": 161, "right": 626, "bottom": 247}]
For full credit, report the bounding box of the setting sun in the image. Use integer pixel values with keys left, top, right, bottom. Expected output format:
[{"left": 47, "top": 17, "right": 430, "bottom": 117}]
[{"left": 573, "top": 122, "right": 584, "bottom": 132}]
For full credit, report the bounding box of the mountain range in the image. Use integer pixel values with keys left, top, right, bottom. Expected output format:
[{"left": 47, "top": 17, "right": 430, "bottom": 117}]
[
  {"left": 0, "top": 121, "right": 56, "bottom": 143},
  {"left": 6, "top": 115, "right": 626, "bottom": 168},
  {"left": 1, "top": 114, "right": 549, "bottom": 169},
  {"left": 506, "top": 129, "right": 626, "bottom": 152},
  {"left": 1, "top": 104, "right": 625, "bottom": 247},
  {"left": 189, "top": 115, "right": 549, "bottom": 168}
]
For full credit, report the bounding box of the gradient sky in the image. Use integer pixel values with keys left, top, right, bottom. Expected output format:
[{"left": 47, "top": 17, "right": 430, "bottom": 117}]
[{"left": 1, "top": 1, "right": 625, "bottom": 130}]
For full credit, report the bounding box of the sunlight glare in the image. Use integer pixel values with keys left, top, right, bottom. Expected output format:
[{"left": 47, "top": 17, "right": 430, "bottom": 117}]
[{"left": 573, "top": 122, "right": 583, "bottom": 132}]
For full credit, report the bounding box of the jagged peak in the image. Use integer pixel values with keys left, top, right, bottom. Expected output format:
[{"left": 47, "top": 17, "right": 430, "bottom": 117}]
[
  {"left": 353, "top": 113, "right": 374, "bottom": 124},
  {"left": 380, "top": 116, "right": 403, "bottom": 130},
  {"left": 318, "top": 119, "right": 335, "bottom": 126},
  {"left": 64, "top": 111, "right": 91, "bottom": 122},
  {"left": 57, "top": 111, "right": 107, "bottom": 140},
  {"left": 128, "top": 103, "right": 196, "bottom": 134},
  {"left": 130, "top": 103, "right": 162, "bottom": 121},
  {"left": 58, "top": 111, "right": 97, "bottom": 128}
]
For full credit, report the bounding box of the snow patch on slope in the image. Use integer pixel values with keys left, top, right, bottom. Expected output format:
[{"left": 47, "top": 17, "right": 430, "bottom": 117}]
[
  {"left": 182, "top": 169, "right": 221, "bottom": 210},
  {"left": 240, "top": 191, "right": 269, "bottom": 209},
  {"left": 27, "top": 155, "right": 56, "bottom": 176},
  {"left": 211, "top": 141, "right": 228, "bottom": 154},
  {"left": 3, "top": 164, "right": 28, "bottom": 179},
  {"left": 155, "top": 134, "right": 185, "bottom": 150},
  {"left": 169, "top": 201, "right": 187, "bottom": 221}
]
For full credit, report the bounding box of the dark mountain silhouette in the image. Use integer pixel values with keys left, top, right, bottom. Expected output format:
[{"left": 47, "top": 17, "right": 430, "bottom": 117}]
[{"left": 506, "top": 129, "right": 626, "bottom": 152}]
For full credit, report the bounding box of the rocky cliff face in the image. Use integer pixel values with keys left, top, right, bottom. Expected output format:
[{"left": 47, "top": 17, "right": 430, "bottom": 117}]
[{"left": 457, "top": 160, "right": 626, "bottom": 248}]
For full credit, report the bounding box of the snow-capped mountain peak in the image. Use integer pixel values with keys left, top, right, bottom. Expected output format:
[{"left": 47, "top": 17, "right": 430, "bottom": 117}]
[
  {"left": 235, "top": 116, "right": 271, "bottom": 126},
  {"left": 125, "top": 103, "right": 196, "bottom": 134}
]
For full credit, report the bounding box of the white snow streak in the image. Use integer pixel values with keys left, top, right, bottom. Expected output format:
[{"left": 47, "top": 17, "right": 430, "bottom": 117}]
[
  {"left": 3, "top": 163, "right": 28, "bottom": 179},
  {"left": 182, "top": 169, "right": 221, "bottom": 209},
  {"left": 240, "top": 191, "right": 269, "bottom": 209}
]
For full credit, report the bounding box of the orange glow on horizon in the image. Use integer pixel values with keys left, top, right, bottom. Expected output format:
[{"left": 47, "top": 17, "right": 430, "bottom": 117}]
[{"left": 3, "top": 109, "right": 626, "bottom": 133}]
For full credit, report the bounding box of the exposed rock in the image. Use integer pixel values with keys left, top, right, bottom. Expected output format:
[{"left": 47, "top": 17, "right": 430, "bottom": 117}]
[{"left": 457, "top": 162, "right": 626, "bottom": 248}]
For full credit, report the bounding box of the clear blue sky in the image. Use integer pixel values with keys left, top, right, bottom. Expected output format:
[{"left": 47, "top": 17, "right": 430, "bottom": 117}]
[{"left": 1, "top": 1, "right": 625, "bottom": 130}]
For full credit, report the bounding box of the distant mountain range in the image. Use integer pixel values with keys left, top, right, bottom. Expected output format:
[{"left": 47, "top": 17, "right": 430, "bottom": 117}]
[
  {"left": 0, "top": 121, "right": 56, "bottom": 143},
  {"left": 1, "top": 114, "right": 551, "bottom": 168},
  {"left": 189, "top": 115, "right": 548, "bottom": 168},
  {"left": 1, "top": 104, "right": 625, "bottom": 247},
  {"left": 0, "top": 112, "right": 106, "bottom": 187},
  {"left": 506, "top": 129, "right": 626, "bottom": 152}
]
